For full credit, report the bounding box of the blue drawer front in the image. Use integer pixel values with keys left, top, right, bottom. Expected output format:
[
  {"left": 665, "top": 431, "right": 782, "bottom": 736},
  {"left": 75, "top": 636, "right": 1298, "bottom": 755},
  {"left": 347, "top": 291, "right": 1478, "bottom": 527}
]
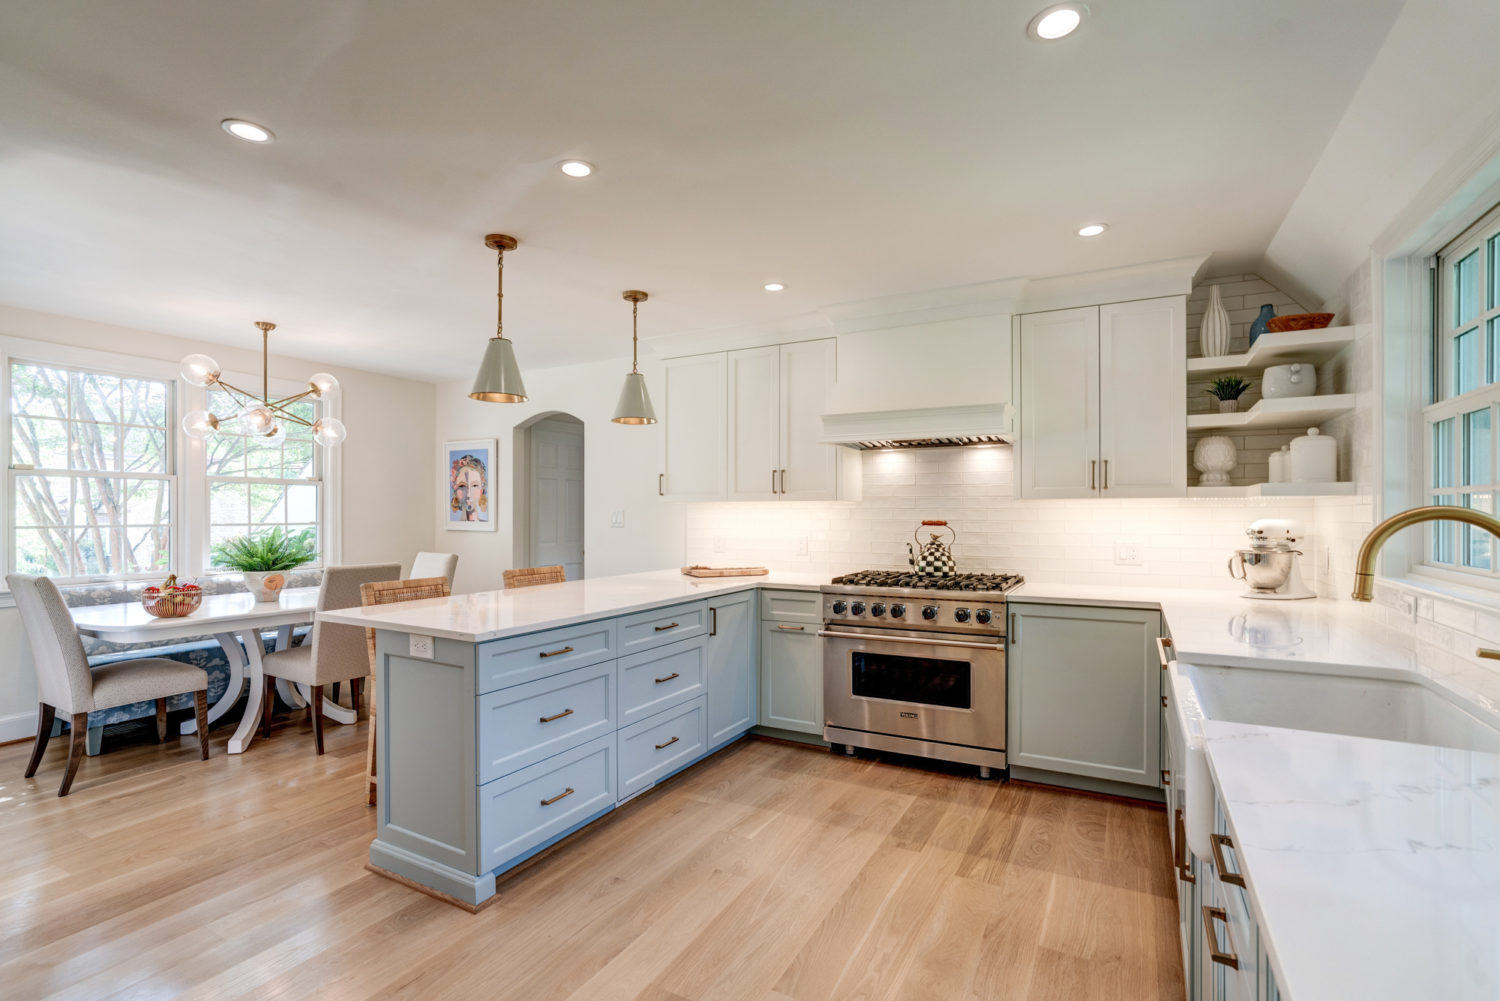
[
  {"left": 477, "top": 619, "right": 617, "bottom": 694},
  {"left": 618, "top": 636, "right": 706, "bottom": 727},
  {"left": 617, "top": 600, "right": 707, "bottom": 657},
  {"left": 618, "top": 696, "right": 707, "bottom": 799},
  {"left": 477, "top": 661, "right": 616, "bottom": 784},
  {"left": 478, "top": 733, "right": 616, "bottom": 872}
]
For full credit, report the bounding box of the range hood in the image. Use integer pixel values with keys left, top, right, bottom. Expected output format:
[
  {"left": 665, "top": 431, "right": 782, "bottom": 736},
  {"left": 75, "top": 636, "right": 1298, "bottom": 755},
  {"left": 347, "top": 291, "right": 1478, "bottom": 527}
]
[{"left": 820, "top": 403, "right": 1015, "bottom": 450}]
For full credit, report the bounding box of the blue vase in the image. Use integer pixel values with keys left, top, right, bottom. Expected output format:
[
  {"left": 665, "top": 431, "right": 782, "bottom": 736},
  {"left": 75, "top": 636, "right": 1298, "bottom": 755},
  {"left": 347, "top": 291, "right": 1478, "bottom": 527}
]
[{"left": 1248, "top": 303, "right": 1276, "bottom": 348}]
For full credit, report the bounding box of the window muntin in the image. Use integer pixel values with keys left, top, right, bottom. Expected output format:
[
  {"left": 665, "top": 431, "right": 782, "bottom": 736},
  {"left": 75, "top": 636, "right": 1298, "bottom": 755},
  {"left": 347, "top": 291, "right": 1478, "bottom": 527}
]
[{"left": 8, "top": 361, "right": 173, "bottom": 579}]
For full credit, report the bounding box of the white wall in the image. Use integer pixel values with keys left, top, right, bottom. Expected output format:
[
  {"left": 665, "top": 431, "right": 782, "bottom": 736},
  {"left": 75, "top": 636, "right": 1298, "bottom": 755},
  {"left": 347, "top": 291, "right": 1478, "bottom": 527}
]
[
  {"left": 433, "top": 358, "right": 684, "bottom": 595},
  {"left": 0, "top": 305, "right": 435, "bottom": 740}
]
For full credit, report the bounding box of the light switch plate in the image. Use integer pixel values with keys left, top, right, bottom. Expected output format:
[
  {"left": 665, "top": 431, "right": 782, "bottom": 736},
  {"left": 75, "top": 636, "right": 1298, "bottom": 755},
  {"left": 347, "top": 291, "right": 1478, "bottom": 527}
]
[
  {"left": 610, "top": 510, "right": 625, "bottom": 528},
  {"left": 1114, "top": 542, "right": 1143, "bottom": 566},
  {"left": 409, "top": 634, "right": 435, "bottom": 659}
]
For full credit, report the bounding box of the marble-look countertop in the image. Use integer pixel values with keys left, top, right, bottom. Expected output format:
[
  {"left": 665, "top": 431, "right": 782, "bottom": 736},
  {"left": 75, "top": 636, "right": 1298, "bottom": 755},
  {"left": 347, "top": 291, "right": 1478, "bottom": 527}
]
[
  {"left": 315, "top": 569, "right": 826, "bottom": 642},
  {"left": 1204, "top": 720, "right": 1500, "bottom": 1001}
]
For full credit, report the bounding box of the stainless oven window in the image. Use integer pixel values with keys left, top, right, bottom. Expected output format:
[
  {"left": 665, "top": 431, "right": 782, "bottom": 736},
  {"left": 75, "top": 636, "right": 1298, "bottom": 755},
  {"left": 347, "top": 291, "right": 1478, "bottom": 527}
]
[{"left": 850, "top": 651, "right": 972, "bottom": 710}]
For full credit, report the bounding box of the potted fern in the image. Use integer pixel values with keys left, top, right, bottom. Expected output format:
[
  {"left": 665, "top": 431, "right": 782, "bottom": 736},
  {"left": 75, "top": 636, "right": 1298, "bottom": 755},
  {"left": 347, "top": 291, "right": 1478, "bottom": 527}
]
[
  {"left": 1207, "top": 376, "right": 1251, "bottom": 414},
  {"left": 210, "top": 527, "right": 318, "bottom": 602}
]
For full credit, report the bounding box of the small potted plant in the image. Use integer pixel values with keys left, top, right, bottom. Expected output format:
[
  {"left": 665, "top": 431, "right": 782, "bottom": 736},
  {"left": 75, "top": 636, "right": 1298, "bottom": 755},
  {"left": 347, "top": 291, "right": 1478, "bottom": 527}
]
[
  {"left": 1207, "top": 376, "right": 1251, "bottom": 414},
  {"left": 211, "top": 527, "right": 318, "bottom": 602}
]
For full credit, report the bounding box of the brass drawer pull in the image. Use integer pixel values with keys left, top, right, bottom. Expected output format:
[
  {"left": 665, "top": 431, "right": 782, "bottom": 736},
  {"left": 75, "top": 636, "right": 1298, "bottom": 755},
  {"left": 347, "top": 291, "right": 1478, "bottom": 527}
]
[
  {"left": 777, "top": 624, "right": 805, "bottom": 631},
  {"left": 1479, "top": 647, "right": 1500, "bottom": 660},
  {"left": 1161, "top": 695, "right": 1168, "bottom": 708},
  {"left": 539, "top": 645, "right": 575, "bottom": 659},
  {"left": 540, "top": 787, "right": 575, "bottom": 807},
  {"left": 654, "top": 622, "right": 680, "bottom": 632},
  {"left": 1156, "top": 635, "right": 1174, "bottom": 669},
  {"left": 1174, "top": 809, "right": 1196, "bottom": 884},
  {"left": 654, "top": 672, "right": 681, "bottom": 684},
  {"left": 655, "top": 735, "right": 679, "bottom": 750},
  {"left": 1210, "top": 832, "right": 1246, "bottom": 888},
  {"left": 538, "top": 708, "right": 574, "bottom": 724},
  {"left": 709, "top": 606, "right": 717, "bottom": 637},
  {"left": 1161, "top": 768, "right": 1171, "bottom": 786},
  {"left": 1201, "top": 906, "right": 1239, "bottom": 969}
]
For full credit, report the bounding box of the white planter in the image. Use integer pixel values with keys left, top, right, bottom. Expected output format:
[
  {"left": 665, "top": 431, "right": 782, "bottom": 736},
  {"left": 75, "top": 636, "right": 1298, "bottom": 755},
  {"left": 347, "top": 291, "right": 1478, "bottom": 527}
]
[
  {"left": 1192, "top": 435, "right": 1237, "bottom": 486},
  {"left": 241, "top": 571, "right": 288, "bottom": 603},
  {"left": 1199, "top": 284, "right": 1231, "bottom": 357}
]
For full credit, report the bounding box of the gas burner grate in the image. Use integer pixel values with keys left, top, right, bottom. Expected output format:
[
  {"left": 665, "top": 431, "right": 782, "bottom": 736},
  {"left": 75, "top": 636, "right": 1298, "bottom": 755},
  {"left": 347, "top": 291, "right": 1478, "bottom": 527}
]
[{"left": 829, "top": 570, "right": 1025, "bottom": 592}]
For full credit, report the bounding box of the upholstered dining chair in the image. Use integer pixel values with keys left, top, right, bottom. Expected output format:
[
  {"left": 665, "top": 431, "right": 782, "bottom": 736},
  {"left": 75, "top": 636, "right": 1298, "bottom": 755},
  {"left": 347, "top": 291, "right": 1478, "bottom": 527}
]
[
  {"left": 410, "top": 551, "right": 458, "bottom": 585},
  {"left": 8, "top": 574, "right": 210, "bottom": 796},
  {"left": 358, "top": 574, "right": 451, "bottom": 805},
  {"left": 502, "top": 565, "right": 566, "bottom": 588},
  {"left": 261, "top": 562, "right": 400, "bottom": 754}
]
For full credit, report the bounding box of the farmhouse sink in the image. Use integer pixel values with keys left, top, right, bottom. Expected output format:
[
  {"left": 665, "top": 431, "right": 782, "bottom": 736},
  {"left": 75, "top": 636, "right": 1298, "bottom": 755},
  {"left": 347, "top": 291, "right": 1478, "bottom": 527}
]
[{"left": 1165, "top": 658, "right": 1500, "bottom": 860}]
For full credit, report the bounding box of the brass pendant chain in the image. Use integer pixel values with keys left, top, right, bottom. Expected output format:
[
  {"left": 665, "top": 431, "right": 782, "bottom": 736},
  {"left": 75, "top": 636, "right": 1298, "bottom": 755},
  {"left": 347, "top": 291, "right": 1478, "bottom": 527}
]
[
  {"left": 495, "top": 246, "right": 505, "bottom": 340},
  {"left": 631, "top": 298, "right": 639, "bottom": 373}
]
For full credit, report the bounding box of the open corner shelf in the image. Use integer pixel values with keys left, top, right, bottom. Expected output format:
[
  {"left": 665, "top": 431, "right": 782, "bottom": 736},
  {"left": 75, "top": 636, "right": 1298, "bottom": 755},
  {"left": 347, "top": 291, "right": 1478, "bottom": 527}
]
[
  {"left": 1187, "top": 482, "right": 1361, "bottom": 498},
  {"left": 1186, "top": 325, "right": 1357, "bottom": 376},
  {"left": 1187, "top": 393, "right": 1357, "bottom": 431}
]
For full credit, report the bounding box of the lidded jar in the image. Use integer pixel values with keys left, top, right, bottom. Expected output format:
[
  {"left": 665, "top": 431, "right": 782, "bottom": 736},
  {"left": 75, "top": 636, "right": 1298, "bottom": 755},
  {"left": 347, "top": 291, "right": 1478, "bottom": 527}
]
[{"left": 1287, "top": 428, "right": 1337, "bottom": 483}]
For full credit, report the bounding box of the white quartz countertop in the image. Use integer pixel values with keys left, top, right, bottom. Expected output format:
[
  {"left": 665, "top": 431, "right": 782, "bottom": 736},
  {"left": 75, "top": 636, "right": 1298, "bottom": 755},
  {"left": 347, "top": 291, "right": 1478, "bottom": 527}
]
[
  {"left": 315, "top": 568, "right": 825, "bottom": 642},
  {"left": 1204, "top": 720, "right": 1500, "bottom": 1001}
]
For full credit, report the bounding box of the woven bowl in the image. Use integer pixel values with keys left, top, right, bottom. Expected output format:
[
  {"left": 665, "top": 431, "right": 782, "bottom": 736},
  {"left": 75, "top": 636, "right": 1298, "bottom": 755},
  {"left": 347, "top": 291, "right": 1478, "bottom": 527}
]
[
  {"left": 141, "top": 587, "right": 203, "bottom": 618},
  {"left": 1265, "top": 312, "right": 1335, "bottom": 333}
]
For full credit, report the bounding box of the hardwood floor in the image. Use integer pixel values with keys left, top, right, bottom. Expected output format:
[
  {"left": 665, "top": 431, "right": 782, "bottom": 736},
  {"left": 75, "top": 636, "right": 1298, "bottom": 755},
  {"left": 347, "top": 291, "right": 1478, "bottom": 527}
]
[{"left": 0, "top": 715, "right": 1184, "bottom": 1001}]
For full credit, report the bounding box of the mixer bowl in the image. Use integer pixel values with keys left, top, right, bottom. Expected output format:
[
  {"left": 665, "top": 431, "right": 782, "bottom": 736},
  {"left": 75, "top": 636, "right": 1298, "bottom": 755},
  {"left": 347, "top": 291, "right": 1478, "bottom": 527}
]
[{"left": 1230, "top": 548, "right": 1296, "bottom": 591}]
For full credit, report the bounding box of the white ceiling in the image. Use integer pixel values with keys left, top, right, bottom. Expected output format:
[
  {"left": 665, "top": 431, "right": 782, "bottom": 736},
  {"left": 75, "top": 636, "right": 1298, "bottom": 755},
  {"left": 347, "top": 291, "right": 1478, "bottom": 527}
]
[{"left": 0, "top": 0, "right": 1404, "bottom": 382}]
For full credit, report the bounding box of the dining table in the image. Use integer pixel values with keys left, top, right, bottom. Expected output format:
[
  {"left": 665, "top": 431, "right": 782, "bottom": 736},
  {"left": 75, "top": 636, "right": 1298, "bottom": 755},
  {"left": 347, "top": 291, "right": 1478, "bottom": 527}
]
[{"left": 70, "top": 588, "right": 356, "bottom": 754}]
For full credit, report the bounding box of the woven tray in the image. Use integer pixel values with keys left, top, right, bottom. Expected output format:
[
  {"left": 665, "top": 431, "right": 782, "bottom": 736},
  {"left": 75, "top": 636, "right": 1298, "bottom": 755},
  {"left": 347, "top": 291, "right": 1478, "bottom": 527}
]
[{"left": 681, "top": 565, "right": 770, "bottom": 578}]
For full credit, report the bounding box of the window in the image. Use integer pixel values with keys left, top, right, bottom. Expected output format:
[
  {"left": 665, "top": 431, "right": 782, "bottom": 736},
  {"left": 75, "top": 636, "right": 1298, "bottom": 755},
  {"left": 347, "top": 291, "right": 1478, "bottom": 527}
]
[
  {"left": 204, "top": 385, "right": 322, "bottom": 567},
  {"left": 8, "top": 361, "right": 174, "bottom": 579},
  {"left": 1426, "top": 202, "right": 1500, "bottom": 578}
]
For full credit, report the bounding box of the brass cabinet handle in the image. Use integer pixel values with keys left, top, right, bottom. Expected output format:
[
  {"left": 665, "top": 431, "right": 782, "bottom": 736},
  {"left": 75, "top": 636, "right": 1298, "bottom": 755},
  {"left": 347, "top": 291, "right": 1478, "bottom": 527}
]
[
  {"left": 1161, "top": 768, "right": 1171, "bottom": 786},
  {"left": 654, "top": 622, "right": 679, "bottom": 632},
  {"left": 709, "top": 606, "right": 717, "bottom": 637},
  {"left": 1161, "top": 694, "right": 1169, "bottom": 708},
  {"left": 777, "top": 624, "right": 805, "bottom": 631},
  {"left": 539, "top": 645, "right": 574, "bottom": 659},
  {"left": 1479, "top": 647, "right": 1500, "bottom": 660},
  {"left": 780, "top": 468, "right": 787, "bottom": 493},
  {"left": 771, "top": 469, "right": 777, "bottom": 493},
  {"left": 659, "top": 473, "right": 664, "bottom": 496},
  {"left": 1174, "top": 809, "right": 1196, "bottom": 884},
  {"left": 1009, "top": 612, "right": 1017, "bottom": 641},
  {"left": 1156, "top": 635, "right": 1174, "bottom": 669},
  {"left": 1102, "top": 458, "right": 1109, "bottom": 489},
  {"left": 538, "top": 708, "right": 575, "bottom": 723},
  {"left": 1201, "top": 906, "right": 1239, "bottom": 969},
  {"left": 1210, "top": 832, "right": 1246, "bottom": 888},
  {"left": 540, "top": 787, "right": 575, "bottom": 807},
  {"left": 1090, "top": 459, "right": 1096, "bottom": 489},
  {"left": 654, "top": 671, "right": 681, "bottom": 684},
  {"left": 655, "top": 735, "right": 679, "bottom": 750}
]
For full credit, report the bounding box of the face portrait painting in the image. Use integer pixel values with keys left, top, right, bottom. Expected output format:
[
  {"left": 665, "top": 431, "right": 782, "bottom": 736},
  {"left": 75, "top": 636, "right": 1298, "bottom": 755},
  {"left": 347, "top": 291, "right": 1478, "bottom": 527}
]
[{"left": 449, "top": 453, "right": 488, "bottom": 522}]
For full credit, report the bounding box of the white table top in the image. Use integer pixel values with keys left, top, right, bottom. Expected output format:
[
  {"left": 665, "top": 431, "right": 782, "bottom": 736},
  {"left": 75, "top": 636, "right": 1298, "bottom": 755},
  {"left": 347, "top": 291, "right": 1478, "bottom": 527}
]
[{"left": 71, "top": 587, "right": 320, "bottom": 642}]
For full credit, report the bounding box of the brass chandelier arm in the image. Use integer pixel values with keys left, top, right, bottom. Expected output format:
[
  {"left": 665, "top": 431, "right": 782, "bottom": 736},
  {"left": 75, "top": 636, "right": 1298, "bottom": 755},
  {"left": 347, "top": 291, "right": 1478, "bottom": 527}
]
[{"left": 205, "top": 378, "right": 318, "bottom": 429}]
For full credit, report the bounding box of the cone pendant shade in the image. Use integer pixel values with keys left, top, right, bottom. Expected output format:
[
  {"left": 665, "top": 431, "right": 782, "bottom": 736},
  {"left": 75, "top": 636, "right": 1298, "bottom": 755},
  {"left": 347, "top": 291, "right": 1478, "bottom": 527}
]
[
  {"left": 612, "top": 371, "right": 656, "bottom": 424},
  {"left": 469, "top": 336, "right": 528, "bottom": 402}
]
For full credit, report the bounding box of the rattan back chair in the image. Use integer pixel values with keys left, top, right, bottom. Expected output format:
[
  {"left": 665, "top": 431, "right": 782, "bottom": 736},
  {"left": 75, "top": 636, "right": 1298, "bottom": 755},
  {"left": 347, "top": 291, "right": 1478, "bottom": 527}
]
[{"left": 502, "top": 565, "right": 566, "bottom": 588}]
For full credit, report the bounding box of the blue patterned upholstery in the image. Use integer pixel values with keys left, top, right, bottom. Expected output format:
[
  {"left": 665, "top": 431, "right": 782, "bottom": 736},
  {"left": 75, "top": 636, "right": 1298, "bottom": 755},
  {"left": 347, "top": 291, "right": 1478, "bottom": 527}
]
[{"left": 63, "top": 571, "right": 323, "bottom": 729}]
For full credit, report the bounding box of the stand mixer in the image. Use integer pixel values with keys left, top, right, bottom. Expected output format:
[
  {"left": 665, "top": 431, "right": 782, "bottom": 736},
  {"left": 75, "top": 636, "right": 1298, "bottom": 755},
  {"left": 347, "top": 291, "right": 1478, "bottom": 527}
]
[{"left": 1228, "top": 518, "right": 1316, "bottom": 600}]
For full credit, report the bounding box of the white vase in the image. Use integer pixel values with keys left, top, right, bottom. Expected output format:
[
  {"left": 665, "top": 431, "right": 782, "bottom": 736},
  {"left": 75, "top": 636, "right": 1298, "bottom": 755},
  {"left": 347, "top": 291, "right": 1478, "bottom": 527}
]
[
  {"left": 1199, "top": 284, "right": 1231, "bottom": 357},
  {"left": 241, "top": 571, "right": 287, "bottom": 603},
  {"left": 1193, "top": 435, "right": 1237, "bottom": 486}
]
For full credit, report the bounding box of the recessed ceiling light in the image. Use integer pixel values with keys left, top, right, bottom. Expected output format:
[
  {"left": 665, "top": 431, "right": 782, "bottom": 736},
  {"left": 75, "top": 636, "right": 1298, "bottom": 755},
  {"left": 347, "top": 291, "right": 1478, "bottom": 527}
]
[
  {"left": 1077, "top": 223, "right": 1108, "bottom": 237},
  {"left": 220, "top": 119, "right": 275, "bottom": 143},
  {"left": 558, "top": 160, "right": 594, "bottom": 178},
  {"left": 763, "top": 282, "right": 785, "bottom": 292},
  {"left": 1028, "top": 4, "right": 1086, "bottom": 40}
]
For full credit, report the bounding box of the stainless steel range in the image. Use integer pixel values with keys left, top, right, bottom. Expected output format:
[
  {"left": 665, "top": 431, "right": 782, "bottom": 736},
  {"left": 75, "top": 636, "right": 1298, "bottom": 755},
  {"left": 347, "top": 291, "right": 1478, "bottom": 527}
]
[{"left": 819, "top": 569, "right": 1023, "bottom": 777}]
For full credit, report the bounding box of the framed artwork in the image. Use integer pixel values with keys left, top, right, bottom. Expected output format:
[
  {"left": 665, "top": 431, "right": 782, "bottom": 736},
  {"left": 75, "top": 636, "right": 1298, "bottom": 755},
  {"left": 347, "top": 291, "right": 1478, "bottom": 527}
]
[{"left": 444, "top": 439, "right": 497, "bottom": 531}]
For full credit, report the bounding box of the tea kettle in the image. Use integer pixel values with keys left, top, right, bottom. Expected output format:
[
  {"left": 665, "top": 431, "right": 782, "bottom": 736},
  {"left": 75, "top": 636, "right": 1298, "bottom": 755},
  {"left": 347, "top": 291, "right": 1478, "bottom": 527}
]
[{"left": 907, "top": 520, "right": 957, "bottom": 577}]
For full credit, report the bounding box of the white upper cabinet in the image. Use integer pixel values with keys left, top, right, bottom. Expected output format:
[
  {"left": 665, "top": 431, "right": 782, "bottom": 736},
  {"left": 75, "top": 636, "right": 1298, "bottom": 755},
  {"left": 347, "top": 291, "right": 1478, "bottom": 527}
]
[
  {"left": 777, "top": 339, "right": 839, "bottom": 500},
  {"left": 726, "top": 345, "right": 780, "bottom": 500},
  {"left": 1099, "top": 297, "right": 1187, "bottom": 497},
  {"left": 660, "top": 353, "right": 727, "bottom": 501},
  {"left": 1018, "top": 295, "right": 1185, "bottom": 499}
]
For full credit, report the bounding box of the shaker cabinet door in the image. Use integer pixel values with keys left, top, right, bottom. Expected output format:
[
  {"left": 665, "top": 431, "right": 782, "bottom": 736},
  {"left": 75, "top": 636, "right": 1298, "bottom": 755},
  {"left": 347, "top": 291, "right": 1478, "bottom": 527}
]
[
  {"left": 1019, "top": 307, "right": 1100, "bottom": 499},
  {"left": 726, "top": 345, "right": 781, "bottom": 500},
  {"left": 1099, "top": 296, "right": 1186, "bottom": 497},
  {"left": 661, "top": 353, "right": 727, "bottom": 501},
  {"left": 778, "top": 338, "right": 839, "bottom": 501}
]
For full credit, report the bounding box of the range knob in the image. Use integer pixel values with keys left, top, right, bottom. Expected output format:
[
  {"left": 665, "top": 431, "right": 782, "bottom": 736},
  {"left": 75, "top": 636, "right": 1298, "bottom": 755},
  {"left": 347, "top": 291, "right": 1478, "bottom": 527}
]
[
  {"left": 921, "top": 605, "right": 938, "bottom": 620},
  {"left": 831, "top": 600, "right": 847, "bottom": 615},
  {"left": 889, "top": 603, "right": 906, "bottom": 618},
  {"left": 870, "top": 602, "right": 886, "bottom": 617},
  {"left": 851, "top": 601, "right": 866, "bottom": 615},
  {"left": 953, "top": 607, "right": 971, "bottom": 623},
  {"left": 975, "top": 608, "right": 992, "bottom": 625}
]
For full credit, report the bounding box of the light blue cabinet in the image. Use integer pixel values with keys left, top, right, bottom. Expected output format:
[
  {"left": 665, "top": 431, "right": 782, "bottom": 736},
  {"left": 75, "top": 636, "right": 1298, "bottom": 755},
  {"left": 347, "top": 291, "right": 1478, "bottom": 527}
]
[
  {"left": 706, "top": 590, "right": 758, "bottom": 750},
  {"left": 759, "top": 618, "right": 822, "bottom": 734}
]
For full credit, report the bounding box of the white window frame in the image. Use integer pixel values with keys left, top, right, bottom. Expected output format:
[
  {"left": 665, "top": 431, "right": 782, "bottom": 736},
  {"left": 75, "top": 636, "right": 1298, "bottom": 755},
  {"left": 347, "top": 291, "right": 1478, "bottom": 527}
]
[
  {"left": 1422, "top": 202, "right": 1500, "bottom": 583},
  {"left": 0, "top": 335, "right": 342, "bottom": 597}
]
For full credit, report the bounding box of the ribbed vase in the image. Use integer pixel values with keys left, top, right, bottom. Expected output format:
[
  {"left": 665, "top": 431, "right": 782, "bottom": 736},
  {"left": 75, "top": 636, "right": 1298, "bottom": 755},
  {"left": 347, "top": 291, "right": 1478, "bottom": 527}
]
[{"left": 1199, "top": 284, "right": 1231, "bottom": 357}]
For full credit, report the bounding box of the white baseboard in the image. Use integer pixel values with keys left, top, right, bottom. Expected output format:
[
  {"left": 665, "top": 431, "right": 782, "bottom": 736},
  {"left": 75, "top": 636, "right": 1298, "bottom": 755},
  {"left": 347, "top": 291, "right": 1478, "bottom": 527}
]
[{"left": 0, "top": 709, "right": 37, "bottom": 745}]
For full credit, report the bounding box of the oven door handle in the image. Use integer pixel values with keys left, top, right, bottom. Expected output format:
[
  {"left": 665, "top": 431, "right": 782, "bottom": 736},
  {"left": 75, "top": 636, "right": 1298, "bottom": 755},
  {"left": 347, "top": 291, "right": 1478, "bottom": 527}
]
[{"left": 816, "top": 629, "right": 1003, "bottom": 651}]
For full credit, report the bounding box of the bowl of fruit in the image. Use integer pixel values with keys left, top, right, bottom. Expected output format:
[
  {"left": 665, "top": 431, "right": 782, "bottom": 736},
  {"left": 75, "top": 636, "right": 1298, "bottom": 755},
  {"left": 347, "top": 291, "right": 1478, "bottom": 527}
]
[{"left": 141, "top": 576, "right": 204, "bottom": 618}]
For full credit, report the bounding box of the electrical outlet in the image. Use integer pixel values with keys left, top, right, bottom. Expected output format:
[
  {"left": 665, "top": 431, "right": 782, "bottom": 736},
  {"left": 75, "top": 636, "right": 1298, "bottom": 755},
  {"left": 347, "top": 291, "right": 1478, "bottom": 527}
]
[
  {"left": 1114, "top": 542, "right": 1143, "bottom": 566},
  {"left": 1398, "top": 593, "right": 1417, "bottom": 620},
  {"left": 796, "top": 536, "right": 809, "bottom": 557},
  {"left": 409, "top": 634, "right": 435, "bottom": 659},
  {"left": 610, "top": 510, "right": 625, "bottom": 528},
  {"left": 713, "top": 536, "right": 725, "bottom": 554}
]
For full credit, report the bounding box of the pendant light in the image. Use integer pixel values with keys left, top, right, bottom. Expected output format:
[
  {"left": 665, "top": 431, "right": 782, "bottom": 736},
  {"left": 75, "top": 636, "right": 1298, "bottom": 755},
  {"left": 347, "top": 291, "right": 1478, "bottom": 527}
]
[
  {"left": 611, "top": 290, "right": 657, "bottom": 425},
  {"left": 469, "top": 234, "right": 529, "bottom": 403}
]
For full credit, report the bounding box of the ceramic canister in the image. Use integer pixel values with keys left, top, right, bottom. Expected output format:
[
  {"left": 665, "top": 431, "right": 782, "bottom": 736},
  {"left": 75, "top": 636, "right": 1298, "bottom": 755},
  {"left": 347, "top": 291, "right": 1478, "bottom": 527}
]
[
  {"left": 1288, "top": 427, "right": 1337, "bottom": 483},
  {"left": 1268, "top": 445, "right": 1288, "bottom": 483},
  {"left": 1261, "top": 363, "right": 1316, "bottom": 399}
]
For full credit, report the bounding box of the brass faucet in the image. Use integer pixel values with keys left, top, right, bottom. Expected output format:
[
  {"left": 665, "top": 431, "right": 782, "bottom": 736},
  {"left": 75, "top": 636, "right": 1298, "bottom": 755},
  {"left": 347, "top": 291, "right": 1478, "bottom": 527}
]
[{"left": 1351, "top": 504, "right": 1500, "bottom": 601}]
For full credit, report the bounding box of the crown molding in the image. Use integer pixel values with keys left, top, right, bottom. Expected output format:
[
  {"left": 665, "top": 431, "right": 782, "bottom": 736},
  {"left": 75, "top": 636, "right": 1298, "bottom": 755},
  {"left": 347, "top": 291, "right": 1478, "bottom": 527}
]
[
  {"left": 1012, "top": 255, "right": 1210, "bottom": 313},
  {"left": 818, "top": 277, "right": 1028, "bottom": 334}
]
